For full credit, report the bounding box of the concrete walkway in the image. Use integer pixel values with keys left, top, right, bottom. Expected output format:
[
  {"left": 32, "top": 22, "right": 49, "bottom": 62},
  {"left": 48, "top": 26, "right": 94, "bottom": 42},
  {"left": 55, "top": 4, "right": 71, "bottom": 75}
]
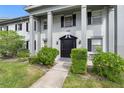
[{"left": 30, "top": 60, "right": 71, "bottom": 88}]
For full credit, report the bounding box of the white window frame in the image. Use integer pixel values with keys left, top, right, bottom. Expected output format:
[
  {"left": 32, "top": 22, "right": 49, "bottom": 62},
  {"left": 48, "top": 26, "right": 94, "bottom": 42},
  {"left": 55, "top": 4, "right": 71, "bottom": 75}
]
[
  {"left": 64, "top": 15, "right": 73, "bottom": 27},
  {"left": 18, "top": 23, "right": 22, "bottom": 31},
  {"left": 88, "top": 38, "right": 103, "bottom": 52}
]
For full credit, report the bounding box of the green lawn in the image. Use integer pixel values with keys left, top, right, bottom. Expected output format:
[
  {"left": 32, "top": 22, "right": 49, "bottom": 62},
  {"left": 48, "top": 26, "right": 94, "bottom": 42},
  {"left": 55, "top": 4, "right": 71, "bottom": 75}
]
[
  {"left": 0, "top": 61, "right": 44, "bottom": 88},
  {"left": 63, "top": 72, "right": 124, "bottom": 88}
]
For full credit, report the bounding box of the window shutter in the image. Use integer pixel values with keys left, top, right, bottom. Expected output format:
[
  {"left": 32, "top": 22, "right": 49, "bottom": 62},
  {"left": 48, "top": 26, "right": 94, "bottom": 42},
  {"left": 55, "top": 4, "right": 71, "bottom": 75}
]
[
  {"left": 6, "top": 26, "right": 8, "bottom": 31},
  {"left": 26, "top": 22, "right": 29, "bottom": 32},
  {"left": 88, "top": 39, "right": 92, "bottom": 51},
  {"left": 87, "top": 12, "right": 92, "bottom": 25},
  {"left": 15, "top": 24, "right": 17, "bottom": 31},
  {"left": 61, "top": 16, "right": 64, "bottom": 27},
  {"left": 26, "top": 41, "right": 29, "bottom": 49},
  {"left": 20, "top": 24, "right": 22, "bottom": 30},
  {"left": 73, "top": 14, "right": 76, "bottom": 26},
  {"left": 34, "top": 21, "right": 36, "bottom": 31},
  {"left": 34, "top": 40, "right": 36, "bottom": 50}
]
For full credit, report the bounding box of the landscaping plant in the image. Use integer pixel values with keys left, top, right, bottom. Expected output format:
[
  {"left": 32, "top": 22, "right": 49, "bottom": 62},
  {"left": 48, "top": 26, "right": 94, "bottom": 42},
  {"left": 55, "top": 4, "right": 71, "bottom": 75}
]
[
  {"left": 0, "top": 31, "right": 25, "bottom": 58},
  {"left": 93, "top": 50, "right": 124, "bottom": 83},
  {"left": 71, "top": 48, "right": 87, "bottom": 74},
  {"left": 37, "top": 47, "right": 59, "bottom": 65}
]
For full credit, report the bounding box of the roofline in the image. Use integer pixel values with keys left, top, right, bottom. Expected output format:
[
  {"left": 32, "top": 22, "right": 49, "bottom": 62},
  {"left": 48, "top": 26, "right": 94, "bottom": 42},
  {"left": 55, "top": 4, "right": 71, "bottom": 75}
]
[
  {"left": 25, "top": 5, "right": 44, "bottom": 11},
  {"left": 0, "top": 16, "right": 29, "bottom": 25}
]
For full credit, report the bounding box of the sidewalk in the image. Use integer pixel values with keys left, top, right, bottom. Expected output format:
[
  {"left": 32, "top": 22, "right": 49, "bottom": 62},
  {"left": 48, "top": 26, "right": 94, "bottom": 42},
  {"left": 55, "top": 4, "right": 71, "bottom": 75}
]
[{"left": 30, "top": 61, "right": 71, "bottom": 88}]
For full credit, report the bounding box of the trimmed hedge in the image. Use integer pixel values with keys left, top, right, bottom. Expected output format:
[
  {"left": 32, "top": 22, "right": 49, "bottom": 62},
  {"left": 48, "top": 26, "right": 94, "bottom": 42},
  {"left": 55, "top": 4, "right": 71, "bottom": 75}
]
[
  {"left": 71, "top": 48, "right": 87, "bottom": 74},
  {"left": 93, "top": 51, "right": 124, "bottom": 83},
  {"left": 37, "top": 47, "right": 59, "bottom": 65}
]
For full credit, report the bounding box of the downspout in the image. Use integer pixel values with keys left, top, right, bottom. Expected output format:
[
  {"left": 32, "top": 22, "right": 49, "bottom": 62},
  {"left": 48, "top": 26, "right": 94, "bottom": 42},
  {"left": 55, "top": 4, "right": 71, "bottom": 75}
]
[
  {"left": 114, "top": 5, "right": 117, "bottom": 54},
  {"left": 106, "top": 6, "right": 109, "bottom": 52}
]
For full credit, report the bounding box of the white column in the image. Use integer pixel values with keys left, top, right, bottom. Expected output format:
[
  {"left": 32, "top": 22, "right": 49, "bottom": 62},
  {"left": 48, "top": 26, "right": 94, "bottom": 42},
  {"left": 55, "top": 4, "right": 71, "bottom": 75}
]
[
  {"left": 36, "top": 17, "right": 41, "bottom": 53},
  {"left": 47, "top": 11, "right": 53, "bottom": 47},
  {"left": 108, "top": 7, "right": 115, "bottom": 53},
  {"left": 102, "top": 7, "right": 108, "bottom": 52},
  {"left": 81, "top": 5, "right": 87, "bottom": 48},
  {"left": 29, "top": 15, "right": 35, "bottom": 55}
]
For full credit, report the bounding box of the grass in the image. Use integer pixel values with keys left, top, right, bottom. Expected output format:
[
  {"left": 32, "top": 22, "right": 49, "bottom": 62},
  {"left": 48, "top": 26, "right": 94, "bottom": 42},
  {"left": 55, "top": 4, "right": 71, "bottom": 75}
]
[
  {"left": 0, "top": 61, "right": 44, "bottom": 88},
  {"left": 63, "top": 72, "right": 124, "bottom": 88}
]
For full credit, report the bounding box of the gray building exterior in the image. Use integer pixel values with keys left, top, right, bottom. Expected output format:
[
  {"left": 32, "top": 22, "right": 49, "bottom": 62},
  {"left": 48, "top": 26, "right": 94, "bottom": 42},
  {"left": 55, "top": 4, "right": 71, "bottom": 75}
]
[{"left": 0, "top": 5, "right": 124, "bottom": 58}]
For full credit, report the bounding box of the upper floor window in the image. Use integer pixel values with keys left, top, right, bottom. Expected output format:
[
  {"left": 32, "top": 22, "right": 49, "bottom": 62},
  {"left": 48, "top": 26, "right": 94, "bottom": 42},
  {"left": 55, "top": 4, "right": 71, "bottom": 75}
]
[
  {"left": 26, "top": 22, "right": 29, "bottom": 32},
  {"left": 18, "top": 23, "right": 22, "bottom": 31},
  {"left": 65, "top": 15, "right": 73, "bottom": 27},
  {"left": 43, "top": 20, "right": 47, "bottom": 30},
  {"left": 88, "top": 10, "right": 102, "bottom": 25},
  {"left": 61, "top": 14, "right": 76, "bottom": 28},
  {"left": 88, "top": 38, "right": 102, "bottom": 52}
]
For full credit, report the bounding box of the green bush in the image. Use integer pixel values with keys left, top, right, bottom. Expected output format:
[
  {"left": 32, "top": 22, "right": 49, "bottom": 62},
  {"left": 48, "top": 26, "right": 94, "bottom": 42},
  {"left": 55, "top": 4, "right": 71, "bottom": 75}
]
[
  {"left": 29, "top": 56, "right": 40, "bottom": 64},
  {"left": 93, "top": 51, "right": 124, "bottom": 83},
  {"left": 17, "top": 49, "right": 30, "bottom": 58},
  {"left": 0, "top": 31, "right": 25, "bottom": 57},
  {"left": 37, "top": 47, "right": 59, "bottom": 65},
  {"left": 71, "top": 48, "right": 87, "bottom": 74}
]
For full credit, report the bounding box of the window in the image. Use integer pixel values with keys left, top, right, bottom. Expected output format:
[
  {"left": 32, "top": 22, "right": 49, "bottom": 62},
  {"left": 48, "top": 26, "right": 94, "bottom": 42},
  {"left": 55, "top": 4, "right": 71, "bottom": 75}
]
[
  {"left": 18, "top": 24, "right": 22, "bottom": 31},
  {"left": 26, "top": 41, "right": 29, "bottom": 49},
  {"left": 88, "top": 38, "right": 102, "bottom": 52},
  {"left": 15, "top": 24, "right": 17, "bottom": 31},
  {"left": 91, "top": 10, "right": 102, "bottom": 24},
  {"left": 65, "top": 16, "right": 73, "bottom": 27},
  {"left": 87, "top": 12, "right": 92, "bottom": 25},
  {"left": 43, "top": 20, "right": 47, "bottom": 30},
  {"left": 34, "top": 21, "right": 36, "bottom": 31},
  {"left": 61, "top": 14, "right": 76, "bottom": 28},
  {"left": 26, "top": 22, "right": 29, "bottom": 32}
]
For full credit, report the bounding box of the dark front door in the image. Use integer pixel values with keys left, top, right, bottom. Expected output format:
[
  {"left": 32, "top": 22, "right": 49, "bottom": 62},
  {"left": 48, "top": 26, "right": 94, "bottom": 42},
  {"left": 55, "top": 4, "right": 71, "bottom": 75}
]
[{"left": 60, "top": 35, "right": 77, "bottom": 58}]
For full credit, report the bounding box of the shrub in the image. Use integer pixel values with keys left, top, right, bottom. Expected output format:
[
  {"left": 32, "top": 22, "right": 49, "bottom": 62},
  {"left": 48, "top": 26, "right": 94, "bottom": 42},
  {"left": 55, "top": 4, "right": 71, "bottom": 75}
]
[
  {"left": 71, "top": 48, "right": 87, "bottom": 74},
  {"left": 37, "top": 47, "right": 59, "bottom": 65},
  {"left": 93, "top": 51, "right": 124, "bottom": 83},
  {"left": 29, "top": 56, "right": 40, "bottom": 64},
  {"left": 17, "top": 49, "right": 30, "bottom": 58},
  {"left": 0, "top": 31, "right": 25, "bottom": 57}
]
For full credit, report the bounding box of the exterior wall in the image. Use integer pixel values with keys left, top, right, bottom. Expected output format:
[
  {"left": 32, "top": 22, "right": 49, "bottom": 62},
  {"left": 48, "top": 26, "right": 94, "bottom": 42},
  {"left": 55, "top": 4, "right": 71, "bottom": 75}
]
[
  {"left": 0, "top": 21, "right": 30, "bottom": 41},
  {"left": 38, "top": 8, "right": 105, "bottom": 57},
  {"left": 117, "top": 5, "right": 124, "bottom": 57},
  {"left": 0, "top": 5, "right": 109, "bottom": 58}
]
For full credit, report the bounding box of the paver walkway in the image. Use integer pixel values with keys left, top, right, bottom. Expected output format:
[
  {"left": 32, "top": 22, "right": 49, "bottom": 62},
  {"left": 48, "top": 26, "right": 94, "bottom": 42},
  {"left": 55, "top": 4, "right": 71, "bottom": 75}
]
[{"left": 30, "top": 59, "right": 71, "bottom": 88}]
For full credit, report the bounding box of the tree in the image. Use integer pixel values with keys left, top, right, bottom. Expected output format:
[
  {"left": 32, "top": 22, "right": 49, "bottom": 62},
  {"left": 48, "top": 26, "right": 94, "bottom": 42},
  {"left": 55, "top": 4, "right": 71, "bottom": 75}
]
[{"left": 0, "top": 30, "right": 25, "bottom": 57}]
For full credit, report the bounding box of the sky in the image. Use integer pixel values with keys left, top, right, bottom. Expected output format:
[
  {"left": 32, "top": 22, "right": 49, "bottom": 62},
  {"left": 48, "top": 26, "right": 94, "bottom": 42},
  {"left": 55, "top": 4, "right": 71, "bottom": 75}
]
[{"left": 0, "top": 5, "right": 29, "bottom": 19}]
